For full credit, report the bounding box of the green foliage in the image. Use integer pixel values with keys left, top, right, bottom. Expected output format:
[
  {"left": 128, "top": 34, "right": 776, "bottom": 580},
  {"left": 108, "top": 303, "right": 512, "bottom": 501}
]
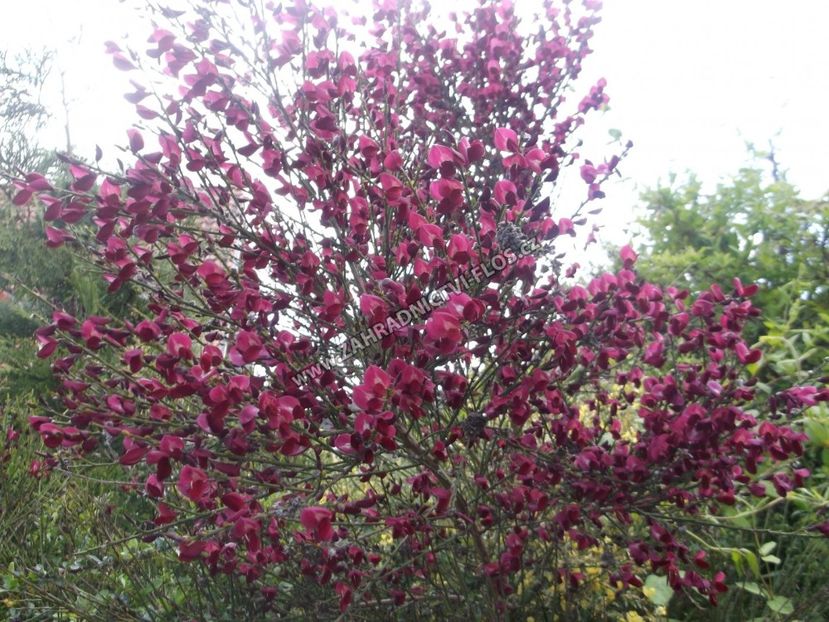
[
  {"left": 0, "top": 196, "right": 140, "bottom": 401},
  {"left": 754, "top": 295, "right": 829, "bottom": 392},
  {"left": 0, "top": 209, "right": 75, "bottom": 314},
  {"left": 620, "top": 153, "right": 829, "bottom": 621},
  {"left": 627, "top": 154, "right": 828, "bottom": 356},
  {"left": 1, "top": 396, "right": 272, "bottom": 622},
  {"left": 0, "top": 203, "right": 191, "bottom": 619},
  {"left": 0, "top": 46, "right": 269, "bottom": 622}
]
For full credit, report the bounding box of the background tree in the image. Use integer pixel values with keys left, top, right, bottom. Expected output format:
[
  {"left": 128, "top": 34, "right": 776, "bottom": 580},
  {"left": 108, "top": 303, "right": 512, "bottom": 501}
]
[
  {"left": 624, "top": 151, "right": 828, "bottom": 382},
  {"left": 0, "top": 49, "right": 57, "bottom": 179}
]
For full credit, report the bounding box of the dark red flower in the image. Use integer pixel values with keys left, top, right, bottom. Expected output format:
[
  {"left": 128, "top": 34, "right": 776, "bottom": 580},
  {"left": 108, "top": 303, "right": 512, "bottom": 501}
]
[{"left": 300, "top": 506, "right": 334, "bottom": 541}]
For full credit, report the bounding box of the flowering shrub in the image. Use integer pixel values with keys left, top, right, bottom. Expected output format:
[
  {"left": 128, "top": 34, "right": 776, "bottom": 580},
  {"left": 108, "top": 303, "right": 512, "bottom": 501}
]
[{"left": 11, "top": 0, "right": 827, "bottom": 618}]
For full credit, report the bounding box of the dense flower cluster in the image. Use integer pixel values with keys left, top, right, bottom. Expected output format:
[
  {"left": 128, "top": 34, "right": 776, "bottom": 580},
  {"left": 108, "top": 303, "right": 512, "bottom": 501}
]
[{"left": 13, "top": 0, "right": 826, "bottom": 616}]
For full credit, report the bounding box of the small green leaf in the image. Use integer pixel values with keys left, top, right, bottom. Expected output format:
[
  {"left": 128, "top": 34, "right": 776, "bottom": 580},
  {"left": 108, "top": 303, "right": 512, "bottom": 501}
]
[
  {"left": 736, "top": 581, "right": 764, "bottom": 596},
  {"left": 742, "top": 549, "right": 761, "bottom": 576},
  {"left": 644, "top": 574, "right": 673, "bottom": 606},
  {"left": 731, "top": 550, "right": 744, "bottom": 574},
  {"left": 766, "top": 595, "right": 794, "bottom": 615},
  {"left": 758, "top": 541, "right": 777, "bottom": 556},
  {"left": 761, "top": 554, "right": 781, "bottom": 565}
]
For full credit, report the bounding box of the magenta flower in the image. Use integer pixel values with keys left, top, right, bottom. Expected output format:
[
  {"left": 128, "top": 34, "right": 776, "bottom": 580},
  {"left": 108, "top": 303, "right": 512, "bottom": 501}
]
[{"left": 300, "top": 506, "right": 334, "bottom": 541}]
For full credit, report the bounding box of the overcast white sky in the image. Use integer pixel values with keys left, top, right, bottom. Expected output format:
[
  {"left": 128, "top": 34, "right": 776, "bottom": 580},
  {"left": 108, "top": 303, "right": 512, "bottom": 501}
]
[{"left": 2, "top": 0, "right": 828, "bottom": 260}]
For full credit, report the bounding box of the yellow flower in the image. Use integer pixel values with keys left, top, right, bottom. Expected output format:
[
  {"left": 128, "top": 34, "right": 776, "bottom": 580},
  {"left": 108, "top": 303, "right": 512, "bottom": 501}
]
[
  {"left": 624, "top": 612, "right": 645, "bottom": 622},
  {"left": 379, "top": 530, "right": 393, "bottom": 547}
]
